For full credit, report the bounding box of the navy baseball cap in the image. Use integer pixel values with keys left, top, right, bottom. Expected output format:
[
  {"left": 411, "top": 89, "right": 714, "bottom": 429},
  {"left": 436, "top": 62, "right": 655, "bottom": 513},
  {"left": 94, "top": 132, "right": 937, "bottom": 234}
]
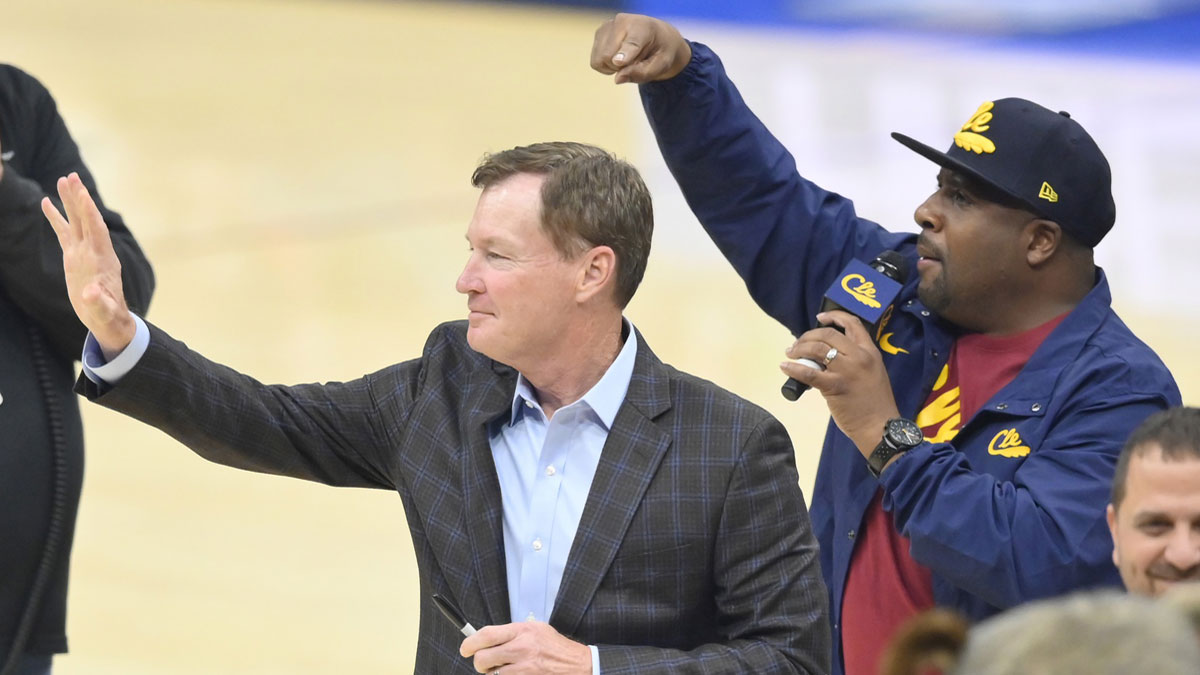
[{"left": 892, "top": 98, "right": 1115, "bottom": 247}]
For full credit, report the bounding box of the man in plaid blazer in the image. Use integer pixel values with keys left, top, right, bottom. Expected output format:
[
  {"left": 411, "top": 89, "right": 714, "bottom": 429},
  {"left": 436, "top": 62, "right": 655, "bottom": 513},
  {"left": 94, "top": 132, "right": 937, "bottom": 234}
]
[{"left": 44, "top": 142, "right": 830, "bottom": 674}]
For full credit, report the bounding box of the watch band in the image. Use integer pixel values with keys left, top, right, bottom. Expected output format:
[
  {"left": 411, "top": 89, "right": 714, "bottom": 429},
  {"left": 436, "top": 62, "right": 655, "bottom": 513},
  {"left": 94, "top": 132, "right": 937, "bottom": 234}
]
[{"left": 867, "top": 443, "right": 902, "bottom": 478}]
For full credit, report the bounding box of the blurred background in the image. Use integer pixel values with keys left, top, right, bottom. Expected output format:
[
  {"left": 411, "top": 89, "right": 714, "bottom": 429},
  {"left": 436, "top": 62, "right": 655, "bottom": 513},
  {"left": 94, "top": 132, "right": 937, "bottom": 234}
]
[{"left": 4, "top": 0, "right": 1198, "bottom": 671}]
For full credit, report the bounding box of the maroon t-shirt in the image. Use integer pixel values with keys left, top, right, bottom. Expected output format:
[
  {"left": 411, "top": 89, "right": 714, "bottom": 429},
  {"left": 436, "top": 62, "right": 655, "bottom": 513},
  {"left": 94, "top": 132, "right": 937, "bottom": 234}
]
[{"left": 840, "top": 313, "right": 1066, "bottom": 675}]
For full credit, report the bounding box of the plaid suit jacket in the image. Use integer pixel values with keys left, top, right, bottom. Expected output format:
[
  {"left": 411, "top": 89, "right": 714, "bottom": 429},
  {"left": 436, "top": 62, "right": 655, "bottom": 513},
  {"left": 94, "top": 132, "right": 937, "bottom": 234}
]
[{"left": 78, "top": 320, "right": 830, "bottom": 673}]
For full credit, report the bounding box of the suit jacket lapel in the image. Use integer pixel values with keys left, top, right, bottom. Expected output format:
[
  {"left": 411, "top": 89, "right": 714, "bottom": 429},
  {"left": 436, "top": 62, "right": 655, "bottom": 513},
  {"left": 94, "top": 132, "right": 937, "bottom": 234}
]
[
  {"left": 550, "top": 332, "right": 673, "bottom": 635},
  {"left": 461, "top": 358, "right": 517, "bottom": 626}
]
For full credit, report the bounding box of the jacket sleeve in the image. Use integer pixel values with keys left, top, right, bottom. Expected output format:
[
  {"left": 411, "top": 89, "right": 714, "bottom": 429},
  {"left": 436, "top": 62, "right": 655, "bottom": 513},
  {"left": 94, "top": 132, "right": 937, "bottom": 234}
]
[
  {"left": 75, "top": 321, "right": 416, "bottom": 490},
  {"left": 638, "top": 42, "right": 912, "bottom": 337},
  {"left": 0, "top": 65, "right": 155, "bottom": 361},
  {"left": 596, "top": 416, "right": 831, "bottom": 674},
  {"left": 880, "top": 369, "right": 1175, "bottom": 609}
]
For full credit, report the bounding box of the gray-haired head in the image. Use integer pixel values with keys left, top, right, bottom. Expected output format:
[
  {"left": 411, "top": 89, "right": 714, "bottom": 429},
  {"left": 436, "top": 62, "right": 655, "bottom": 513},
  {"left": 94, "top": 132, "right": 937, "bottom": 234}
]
[{"left": 953, "top": 590, "right": 1200, "bottom": 675}]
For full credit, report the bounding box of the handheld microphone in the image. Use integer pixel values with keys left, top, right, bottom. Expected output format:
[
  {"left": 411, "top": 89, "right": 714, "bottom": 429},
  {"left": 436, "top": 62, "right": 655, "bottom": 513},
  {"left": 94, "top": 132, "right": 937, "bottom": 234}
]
[{"left": 781, "top": 251, "right": 909, "bottom": 401}]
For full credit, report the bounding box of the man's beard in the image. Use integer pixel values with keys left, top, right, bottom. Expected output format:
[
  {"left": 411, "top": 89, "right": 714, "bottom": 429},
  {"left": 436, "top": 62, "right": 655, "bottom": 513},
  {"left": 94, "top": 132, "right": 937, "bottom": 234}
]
[{"left": 918, "top": 270, "right": 950, "bottom": 315}]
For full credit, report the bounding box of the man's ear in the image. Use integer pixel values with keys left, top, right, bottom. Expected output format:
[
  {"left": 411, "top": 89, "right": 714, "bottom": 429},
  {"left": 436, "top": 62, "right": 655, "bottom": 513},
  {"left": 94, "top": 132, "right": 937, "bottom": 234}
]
[
  {"left": 1107, "top": 503, "right": 1120, "bottom": 567},
  {"left": 1025, "top": 218, "right": 1062, "bottom": 268},
  {"left": 576, "top": 245, "right": 616, "bottom": 303}
]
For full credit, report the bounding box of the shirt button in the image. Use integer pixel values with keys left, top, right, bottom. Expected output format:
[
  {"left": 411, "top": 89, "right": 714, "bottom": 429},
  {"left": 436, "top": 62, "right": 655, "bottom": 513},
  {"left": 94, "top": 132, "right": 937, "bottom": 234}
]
[
  {"left": 532, "top": 538, "right": 543, "bottom": 551},
  {"left": 996, "top": 403, "right": 1008, "bottom": 410},
  {"left": 524, "top": 400, "right": 535, "bottom": 409},
  {"left": 848, "top": 529, "right": 856, "bottom": 540},
  {"left": 545, "top": 465, "right": 556, "bottom": 477},
  {"left": 1031, "top": 403, "right": 1042, "bottom": 412},
  {"left": 920, "top": 310, "right": 930, "bottom": 317},
  {"left": 526, "top": 611, "right": 536, "bottom": 621}
]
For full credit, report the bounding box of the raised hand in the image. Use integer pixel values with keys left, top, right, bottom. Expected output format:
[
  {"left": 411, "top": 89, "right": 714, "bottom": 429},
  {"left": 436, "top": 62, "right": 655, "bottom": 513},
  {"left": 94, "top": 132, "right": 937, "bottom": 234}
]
[
  {"left": 41, "top": 172, "right": 136, "bottom": 358},
  {"left": 590, "top": 13, "right": 692, "bottom": 84}
]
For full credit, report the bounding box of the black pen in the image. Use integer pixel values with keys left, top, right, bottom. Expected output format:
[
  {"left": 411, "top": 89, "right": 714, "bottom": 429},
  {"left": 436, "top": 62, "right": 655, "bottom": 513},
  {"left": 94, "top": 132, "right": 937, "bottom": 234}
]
[{"left": 432, "top": 593, "right": 477, "bottom": 637}]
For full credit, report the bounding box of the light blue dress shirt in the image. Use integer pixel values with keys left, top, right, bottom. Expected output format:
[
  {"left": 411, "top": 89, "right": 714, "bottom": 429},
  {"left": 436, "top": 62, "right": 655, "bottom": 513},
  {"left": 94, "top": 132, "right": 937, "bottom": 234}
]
[
  {"left": 81, "top": 314, "right": 150, "bottom": 384},
  {"left": 83, "top": 315, "right": 636, "bottom": 674},
  {"left": 492, "top": 321, "right": 636, "bottom": 622}
]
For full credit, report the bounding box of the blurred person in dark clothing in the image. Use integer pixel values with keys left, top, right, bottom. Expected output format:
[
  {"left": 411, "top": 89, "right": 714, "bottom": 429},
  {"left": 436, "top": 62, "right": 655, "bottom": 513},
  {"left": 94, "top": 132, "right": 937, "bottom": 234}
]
[{"left": 0, "top": 65, "right": 154, "bottom": 674}]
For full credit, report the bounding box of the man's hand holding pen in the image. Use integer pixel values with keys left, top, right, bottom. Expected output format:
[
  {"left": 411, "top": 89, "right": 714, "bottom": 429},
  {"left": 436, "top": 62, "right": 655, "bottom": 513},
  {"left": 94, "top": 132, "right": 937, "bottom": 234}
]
[
  {"left": 460, "top": 621, "right": 592, "bottom": 675},
  {"left": 433, "top": 593, "right": 591, "bottom": 674}
]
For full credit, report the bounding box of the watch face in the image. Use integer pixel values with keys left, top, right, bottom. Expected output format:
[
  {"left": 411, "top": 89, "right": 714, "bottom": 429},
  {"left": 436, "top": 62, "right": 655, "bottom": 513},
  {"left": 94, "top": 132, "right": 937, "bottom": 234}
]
[{"left": 888, "top": 419, "right": 924, "bottom": 447}]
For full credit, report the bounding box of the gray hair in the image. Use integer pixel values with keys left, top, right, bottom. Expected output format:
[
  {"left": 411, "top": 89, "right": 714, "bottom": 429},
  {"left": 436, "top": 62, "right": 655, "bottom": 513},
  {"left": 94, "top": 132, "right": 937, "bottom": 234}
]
[{"left": 953, "top": 591, "right": 1200, "bottom": 675}]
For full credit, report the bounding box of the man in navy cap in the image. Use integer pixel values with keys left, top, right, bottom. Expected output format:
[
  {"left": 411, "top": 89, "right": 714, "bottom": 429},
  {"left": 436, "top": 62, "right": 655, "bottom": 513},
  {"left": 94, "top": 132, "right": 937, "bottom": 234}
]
[{"left": 590, "top": 13, "right": 1181, "bottom": 675}]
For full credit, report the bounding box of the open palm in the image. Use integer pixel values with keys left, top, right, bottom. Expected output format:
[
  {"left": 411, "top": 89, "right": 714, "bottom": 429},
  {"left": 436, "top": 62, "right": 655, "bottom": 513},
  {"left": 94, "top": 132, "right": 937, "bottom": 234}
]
[{"left": 41, "top": 172, "right": 135, "bottom": 356}]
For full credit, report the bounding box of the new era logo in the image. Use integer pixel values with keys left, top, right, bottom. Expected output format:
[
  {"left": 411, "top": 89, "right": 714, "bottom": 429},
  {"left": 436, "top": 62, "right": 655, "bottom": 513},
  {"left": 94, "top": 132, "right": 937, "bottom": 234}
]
[{"left": 1039, "top": 181, "right": 1058, "bottom": 203}]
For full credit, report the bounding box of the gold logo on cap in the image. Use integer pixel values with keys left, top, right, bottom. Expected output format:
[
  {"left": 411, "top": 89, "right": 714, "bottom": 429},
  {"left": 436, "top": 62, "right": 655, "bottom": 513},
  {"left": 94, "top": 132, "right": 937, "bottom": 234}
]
[
  {"left": 953, "top": 101, "right": 996, "bottom": 155},
  {"left": 1038, "top": 181, "right": 1058, "bottom": 203}
]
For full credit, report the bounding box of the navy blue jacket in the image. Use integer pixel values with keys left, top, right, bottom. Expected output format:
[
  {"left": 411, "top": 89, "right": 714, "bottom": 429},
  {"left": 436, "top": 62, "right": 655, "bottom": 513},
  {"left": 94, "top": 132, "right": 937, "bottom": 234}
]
[{"left": 640, "top": 42, "right": 1180, "bottom": 675}]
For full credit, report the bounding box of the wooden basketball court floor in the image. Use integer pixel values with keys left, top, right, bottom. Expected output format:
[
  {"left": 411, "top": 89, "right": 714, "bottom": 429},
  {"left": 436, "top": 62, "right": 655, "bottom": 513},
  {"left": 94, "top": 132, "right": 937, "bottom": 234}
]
[{"left": 4, "top": 1, "right": 1198, "bottom": 672}]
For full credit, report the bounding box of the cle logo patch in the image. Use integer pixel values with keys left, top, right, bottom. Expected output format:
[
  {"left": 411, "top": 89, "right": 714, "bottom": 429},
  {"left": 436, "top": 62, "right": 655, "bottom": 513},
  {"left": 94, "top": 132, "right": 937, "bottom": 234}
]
[
  {"left": 954, "top": 101, "right": 997, "bottom": 155},
  {"left": 988, "top": 428, "right": 1031, "bottom": 458},
  {"left": 840, "top": 274, "right": 882, "bottom": 309}
]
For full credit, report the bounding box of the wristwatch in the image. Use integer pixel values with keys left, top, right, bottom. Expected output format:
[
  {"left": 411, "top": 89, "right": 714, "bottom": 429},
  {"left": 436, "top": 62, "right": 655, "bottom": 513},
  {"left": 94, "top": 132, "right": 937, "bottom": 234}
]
[{"left": 867, "top": 418, "right": 923, "bottom": 477}]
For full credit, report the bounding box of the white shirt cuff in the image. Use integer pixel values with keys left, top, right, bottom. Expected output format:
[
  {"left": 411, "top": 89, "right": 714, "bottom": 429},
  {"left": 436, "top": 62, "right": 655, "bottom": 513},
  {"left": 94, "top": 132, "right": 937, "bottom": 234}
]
[
  {"left": 590, "top": 645, "right": 600, "bottom": 674},
  {"left": 82, "top": 314, "right": 150, "bottom": 385}
]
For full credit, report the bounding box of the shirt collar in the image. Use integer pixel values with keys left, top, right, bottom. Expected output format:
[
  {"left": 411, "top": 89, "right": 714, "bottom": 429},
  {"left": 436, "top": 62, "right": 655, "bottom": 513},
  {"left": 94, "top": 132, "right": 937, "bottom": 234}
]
[{"left": 509, "top": 318, "right": 638, "bottom": 429}]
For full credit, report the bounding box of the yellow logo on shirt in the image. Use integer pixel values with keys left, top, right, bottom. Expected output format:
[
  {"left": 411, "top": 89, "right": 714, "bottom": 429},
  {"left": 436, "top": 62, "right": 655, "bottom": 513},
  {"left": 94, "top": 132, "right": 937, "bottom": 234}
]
[
  {"left": 879, "top": 333, "right": 909, "bottom": 355},
  {"left": 954, "top": 101, "right": 997, "bottom": 155},
  {"left": 841, "top": 274, "right": 882, "bottom": 308},
  {"left": 915, "top": 365, "right": 960, "bottom": 443},
  {"left": 988, "top": 429, "right": 1031, "bottom": 458},
  {"left": 874, "top": 306, "right": 908, "bottom": 355}
]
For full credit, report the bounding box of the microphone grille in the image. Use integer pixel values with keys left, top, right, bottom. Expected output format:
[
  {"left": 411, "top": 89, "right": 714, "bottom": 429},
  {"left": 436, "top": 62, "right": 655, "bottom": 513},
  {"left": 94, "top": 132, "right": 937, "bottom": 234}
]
[{"left": 872, "top": 250, "right": 910, "bottom": 284}]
